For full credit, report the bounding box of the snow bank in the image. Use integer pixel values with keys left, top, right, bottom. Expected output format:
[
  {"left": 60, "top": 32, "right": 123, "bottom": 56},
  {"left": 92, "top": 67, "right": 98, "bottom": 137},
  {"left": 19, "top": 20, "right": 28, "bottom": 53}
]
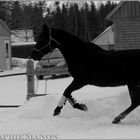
[
  {"left": 12, "top": 57, "right": 27, "bottom": 68},
  {"left": 11, "top": 57, "right": 39, "bottom": 68}
]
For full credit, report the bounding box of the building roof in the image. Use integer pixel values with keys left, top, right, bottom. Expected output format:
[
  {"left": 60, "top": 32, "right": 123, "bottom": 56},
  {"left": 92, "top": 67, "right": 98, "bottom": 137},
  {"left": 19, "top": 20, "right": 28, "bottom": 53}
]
[
  {"left": 106, "top": 1, "right": 140, "bottom": 20},
  {"left": 0, "top": 19, "right": 10, "bottom": 34},
  {"left": 106, "top": 1, "right": 125, "bottom": 20}
]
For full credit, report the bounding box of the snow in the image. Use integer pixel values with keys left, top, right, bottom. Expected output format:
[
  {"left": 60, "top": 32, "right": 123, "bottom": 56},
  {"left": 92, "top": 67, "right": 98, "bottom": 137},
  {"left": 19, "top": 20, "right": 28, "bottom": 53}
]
[
  {"left": 0, "top": 58, "right": 140, "bottom": 139},
  {"left": 11, "top": 42, "right": 36, "bottom": 46}
]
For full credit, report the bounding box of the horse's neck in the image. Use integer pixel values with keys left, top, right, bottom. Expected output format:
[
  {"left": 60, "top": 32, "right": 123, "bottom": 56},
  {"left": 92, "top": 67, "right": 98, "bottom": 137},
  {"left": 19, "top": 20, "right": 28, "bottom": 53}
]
[
  {"left": 51, "top": 29, "right": 104, "bottom": 65},
  {"left": 52, "top": 29, "right": 83, "bottom": 59}
]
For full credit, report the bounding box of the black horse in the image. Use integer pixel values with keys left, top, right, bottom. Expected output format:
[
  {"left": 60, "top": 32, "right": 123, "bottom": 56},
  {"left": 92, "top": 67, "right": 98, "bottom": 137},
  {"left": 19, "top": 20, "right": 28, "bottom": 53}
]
[{"left": 31, "top": 24, "right": 140, "bottom": 124}]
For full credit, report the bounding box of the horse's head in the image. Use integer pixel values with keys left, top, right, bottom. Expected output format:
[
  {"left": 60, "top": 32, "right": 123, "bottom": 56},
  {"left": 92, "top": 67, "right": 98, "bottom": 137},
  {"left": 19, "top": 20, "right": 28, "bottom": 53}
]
[{"left": 30, "top": 24, "right": 60, "bottom": 60}]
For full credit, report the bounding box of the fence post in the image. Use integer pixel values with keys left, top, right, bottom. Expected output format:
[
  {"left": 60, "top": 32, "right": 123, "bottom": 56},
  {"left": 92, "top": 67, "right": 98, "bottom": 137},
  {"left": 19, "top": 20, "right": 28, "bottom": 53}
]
[{"left": 26, "top": 59, "right": 35, "bottom": 100}]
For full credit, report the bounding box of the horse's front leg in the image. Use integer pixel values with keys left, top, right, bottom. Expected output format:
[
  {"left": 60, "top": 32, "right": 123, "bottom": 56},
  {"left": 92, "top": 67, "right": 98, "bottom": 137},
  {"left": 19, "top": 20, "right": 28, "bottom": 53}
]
[{"left": 53, "top": 80, "right": 87, "bottom": 116}]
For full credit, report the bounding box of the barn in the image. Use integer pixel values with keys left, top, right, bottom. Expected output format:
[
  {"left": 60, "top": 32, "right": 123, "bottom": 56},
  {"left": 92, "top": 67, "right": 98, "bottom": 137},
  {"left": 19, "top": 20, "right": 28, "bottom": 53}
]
[
  {"left": 106, "top": 1, "right": 140, "bottom": 50},
  {"left": 0, "top": 19, "right": 11, "bottom": 71}
]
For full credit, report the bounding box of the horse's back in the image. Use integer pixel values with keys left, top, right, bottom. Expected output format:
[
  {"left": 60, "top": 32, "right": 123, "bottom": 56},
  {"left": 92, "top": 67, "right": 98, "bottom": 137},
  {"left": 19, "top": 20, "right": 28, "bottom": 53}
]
[{"left": 82, "top": 43, "right": 140, "bottom": 86}]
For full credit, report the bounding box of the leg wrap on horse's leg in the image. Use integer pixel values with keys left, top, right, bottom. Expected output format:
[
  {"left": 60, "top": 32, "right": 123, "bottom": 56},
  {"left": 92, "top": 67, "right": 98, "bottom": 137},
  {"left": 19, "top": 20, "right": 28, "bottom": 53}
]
[
  {"left": 53, "top": 80, "right": 87, "bottom": 116},
  {"left": 58, "top": 95, "right": 67, "bottom": 107}
]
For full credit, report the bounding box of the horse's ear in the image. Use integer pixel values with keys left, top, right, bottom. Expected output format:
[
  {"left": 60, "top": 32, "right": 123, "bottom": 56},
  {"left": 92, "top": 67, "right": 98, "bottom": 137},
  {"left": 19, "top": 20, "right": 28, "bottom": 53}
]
[{"left": 42, "top": 23, "right": 49, "bottom": 31}]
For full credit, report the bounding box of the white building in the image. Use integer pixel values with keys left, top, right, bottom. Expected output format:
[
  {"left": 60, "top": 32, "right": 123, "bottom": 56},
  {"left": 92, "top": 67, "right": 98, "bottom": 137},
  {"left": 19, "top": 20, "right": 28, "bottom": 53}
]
[{"left": 0, "top": 19, "right": 11, "bottom": 70}]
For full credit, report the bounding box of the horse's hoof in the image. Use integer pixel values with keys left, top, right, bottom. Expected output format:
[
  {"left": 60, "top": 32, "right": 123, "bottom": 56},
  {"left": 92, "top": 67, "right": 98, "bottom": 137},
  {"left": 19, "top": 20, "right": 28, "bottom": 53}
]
[
  {"left": 112, "top": 118, "right": 121, "bottom": 124},
  {"left": 53, "top": 106, "right": 63, "bottom": 116},
  {"left": 73, "top": 103, "right": 88, "bottom": 111}
]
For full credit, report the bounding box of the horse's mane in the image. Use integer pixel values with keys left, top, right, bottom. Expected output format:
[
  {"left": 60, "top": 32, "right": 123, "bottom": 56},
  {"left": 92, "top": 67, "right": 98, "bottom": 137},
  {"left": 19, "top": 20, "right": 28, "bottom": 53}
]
[
  {"left": 54, "top": 28, "right": 104, "bottom": 53},
  {"left": 55, "top": 28, "right": 85, "bottom": 43}
]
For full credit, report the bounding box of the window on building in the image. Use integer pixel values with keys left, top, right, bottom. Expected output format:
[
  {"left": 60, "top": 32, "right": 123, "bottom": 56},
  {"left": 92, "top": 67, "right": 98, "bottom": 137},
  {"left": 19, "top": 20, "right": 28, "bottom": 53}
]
[{"left": 5, "top": 41, "right": 9, "bottom": 58}]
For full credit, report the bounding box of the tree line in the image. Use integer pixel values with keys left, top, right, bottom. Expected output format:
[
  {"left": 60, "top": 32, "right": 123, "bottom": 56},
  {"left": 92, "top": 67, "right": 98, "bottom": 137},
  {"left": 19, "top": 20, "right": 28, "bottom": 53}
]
[{"left": 0, "top": 1, "right": 117, "bottom": 42}]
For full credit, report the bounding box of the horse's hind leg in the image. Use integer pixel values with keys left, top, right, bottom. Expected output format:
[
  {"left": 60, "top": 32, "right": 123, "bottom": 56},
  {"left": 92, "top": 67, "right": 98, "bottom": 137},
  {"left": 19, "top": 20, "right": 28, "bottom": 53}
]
[
  {"left": 53, "top": 79, "right": 87, "bottom": 116},
  {"left": 112, "top": 103, "right": 138, "bottom": 124},
  {"left": 113, "top": 84, "right": 140, "bottom": 124}
]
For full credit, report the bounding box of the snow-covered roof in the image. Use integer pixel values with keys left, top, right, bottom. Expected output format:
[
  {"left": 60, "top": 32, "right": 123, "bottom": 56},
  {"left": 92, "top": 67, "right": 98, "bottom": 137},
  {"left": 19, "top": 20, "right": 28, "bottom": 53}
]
[{"left": 11, "top": 42, "right": 36, "bottom": 46}]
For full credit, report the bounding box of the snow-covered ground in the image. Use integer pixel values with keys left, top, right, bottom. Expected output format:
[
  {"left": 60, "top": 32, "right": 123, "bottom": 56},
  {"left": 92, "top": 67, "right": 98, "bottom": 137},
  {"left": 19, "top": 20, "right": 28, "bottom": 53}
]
[{"left": 1, "top": 59, "right": 140, "bottom": 139}]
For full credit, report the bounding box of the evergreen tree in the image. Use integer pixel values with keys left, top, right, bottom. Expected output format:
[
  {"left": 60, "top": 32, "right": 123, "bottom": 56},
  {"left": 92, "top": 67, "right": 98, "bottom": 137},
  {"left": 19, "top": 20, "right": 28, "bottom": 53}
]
[
  {"left": 3, "top": 1, "right": 118, "bottom": 42},
  {"left": 67, "top": 3, "right": 75, "bottom": 35},
  {"left": 81, "top": 2, "right": 91, "bottom": 41},
  {"left": 8, "top": 1, "right": 23, "bottom": 29},
  {"left": 0, "top": 1, "right": 10, "bottom": 22},
  {"left": 67, "top": 3, "right": 80, "bottom": 36},
  {"left": 98, "top": 2, "right": 106, "bottom": 32},
  {"left": 80, "top": 8, "right": 86, "bottom": 41},
  {"left": 21, "top": 3, "right": 34, "bottom": 41},
  {"left": 22, "top": 3, "right": 33, "bottom": 29},
  {"left": 53, "top": 1, "right": 63, "bottom": 29},
  {"left": 61, "top": 3, "right": 68, "bottom": 31},
  {"left": 88, "top": 2, "right": 100, "bottom": 40},
  {"left": 98, "top": 1, "right": 116, "bottom": 34},
  {"left": 0, "top": 2, "right": 5, "bottom": 20},
  {"left": 32, "top": 1, "right": 46, "bottom": 41}
]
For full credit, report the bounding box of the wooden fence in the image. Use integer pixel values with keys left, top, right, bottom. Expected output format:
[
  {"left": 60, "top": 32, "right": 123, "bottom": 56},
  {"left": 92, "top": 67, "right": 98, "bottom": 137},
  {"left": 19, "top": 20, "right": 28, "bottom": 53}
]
[{"left": 26, "top": 59, "right": 69, "bottom": 100}]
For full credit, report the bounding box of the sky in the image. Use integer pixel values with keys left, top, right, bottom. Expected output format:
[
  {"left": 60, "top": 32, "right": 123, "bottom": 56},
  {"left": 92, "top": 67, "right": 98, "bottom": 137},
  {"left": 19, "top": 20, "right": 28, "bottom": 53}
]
[
  {"left": 44, "top": 0, "right": 119, "bottom": 13},
  {"left": 47, "top": 0, "right": 120, "bottom": 10}
]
